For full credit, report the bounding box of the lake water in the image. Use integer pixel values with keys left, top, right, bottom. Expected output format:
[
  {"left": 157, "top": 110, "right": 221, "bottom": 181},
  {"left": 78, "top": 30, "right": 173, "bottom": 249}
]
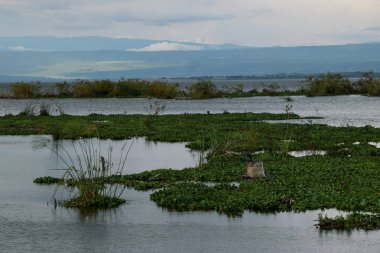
[
  {"left": 1, "top": 136, "right": 380, "bottom": 252},
  {"left": 1, "top": 95, "right": 380, "bottom": 127},
  {"left": 48, "top": 137, "right": 202, "bottom": 174}
]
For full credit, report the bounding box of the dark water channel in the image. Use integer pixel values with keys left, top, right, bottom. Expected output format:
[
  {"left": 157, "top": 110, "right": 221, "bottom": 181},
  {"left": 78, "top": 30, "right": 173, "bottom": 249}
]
[{"left": 1, "top": 136, "right": 380, "bottom": 252}]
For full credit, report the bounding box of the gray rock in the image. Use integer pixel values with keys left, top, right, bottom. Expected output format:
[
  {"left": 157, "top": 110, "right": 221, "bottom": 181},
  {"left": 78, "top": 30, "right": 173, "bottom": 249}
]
[{"left": 246, "top": 161, "right": 265, "bottom": 178}]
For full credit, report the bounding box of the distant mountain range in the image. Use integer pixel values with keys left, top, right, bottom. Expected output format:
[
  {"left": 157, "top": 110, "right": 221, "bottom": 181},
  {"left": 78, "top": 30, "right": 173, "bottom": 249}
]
[
  {"left": 0, "top": 36, "right": 248, "bottom": 52},
  {"left": 0, "top": 36, "right": 380, "bottom": 81}
]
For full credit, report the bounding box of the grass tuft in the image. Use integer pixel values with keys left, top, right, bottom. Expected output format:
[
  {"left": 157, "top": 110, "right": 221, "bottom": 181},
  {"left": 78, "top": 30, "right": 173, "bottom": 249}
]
[{"left": 45, "top": 138, "right": 134, "bottom": 209}]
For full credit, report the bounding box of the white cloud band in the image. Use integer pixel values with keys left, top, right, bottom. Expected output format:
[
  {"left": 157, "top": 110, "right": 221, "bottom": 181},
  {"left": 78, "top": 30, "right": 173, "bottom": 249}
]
[{"left": 128, "top": 42, "right": 203, "bottom": 51}]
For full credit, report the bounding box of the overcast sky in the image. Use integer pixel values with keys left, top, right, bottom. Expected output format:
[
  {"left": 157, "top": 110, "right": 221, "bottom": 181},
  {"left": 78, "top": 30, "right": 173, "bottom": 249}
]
[{"left": 1, "top": 0, "right": 380, "bottom": 46}]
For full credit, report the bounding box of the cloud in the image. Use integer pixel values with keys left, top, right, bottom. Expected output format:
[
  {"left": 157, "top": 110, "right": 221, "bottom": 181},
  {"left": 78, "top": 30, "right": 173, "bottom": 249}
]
[
  {"left": 7, "top": 46, "right": 54, "bottom": 52},
  {"left": 128, "top": 42, "right": 203, "bottom": 51},
  {"left": 8, "top": 46, "right": 31, "bottom": 51},
  {"left": 1, "top": 0, "right": 380, "bottom": 46}
]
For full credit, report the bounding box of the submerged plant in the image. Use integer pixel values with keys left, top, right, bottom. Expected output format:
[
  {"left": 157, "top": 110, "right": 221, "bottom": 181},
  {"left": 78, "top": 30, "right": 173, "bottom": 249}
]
[
  {"left": 39, "top": 100, "right": 51, "bottom": 116},
  {"left": 144, "top": 99, "right": 166, "bottom": 116},
  {"left": 18, "top": 102, "right": 37, "bottom": 116},
  {"left": 279, "top": 104, "right": 294, "bottom": 155},
  {"left": 143, "top": 99, "right": 167, "bottom": 132},
  {"left": 18, "top": 100, "right": 65, "bottom": 117},
  {"left": 46, "top": 138, "right": 134, "bottom": 208}
]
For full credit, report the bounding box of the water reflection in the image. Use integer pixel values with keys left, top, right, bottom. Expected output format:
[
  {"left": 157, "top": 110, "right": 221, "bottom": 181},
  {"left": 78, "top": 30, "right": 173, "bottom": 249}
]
[
  {"left": 319, "top": 228, "right": 353, "bottom": 237},
  {"left": 75, "top": 207, "right": 124, "bottom": 222}
]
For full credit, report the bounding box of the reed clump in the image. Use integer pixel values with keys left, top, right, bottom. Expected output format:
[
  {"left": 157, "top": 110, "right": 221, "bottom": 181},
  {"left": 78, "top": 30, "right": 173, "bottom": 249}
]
[{"left": 48, "top": 138, "right": 133, "bottom": 208}]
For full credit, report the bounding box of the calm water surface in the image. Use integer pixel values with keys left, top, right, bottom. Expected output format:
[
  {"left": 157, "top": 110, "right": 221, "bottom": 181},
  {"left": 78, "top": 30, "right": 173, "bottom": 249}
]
[
  {"left": 1, "top": 136, "right": 380, "bottom": 252},
  {"left": 51, "top": 137, "right": 201, "bottom": 174}
]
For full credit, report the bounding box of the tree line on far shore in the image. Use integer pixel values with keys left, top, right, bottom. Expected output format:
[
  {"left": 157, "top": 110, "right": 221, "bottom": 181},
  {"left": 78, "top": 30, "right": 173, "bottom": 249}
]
[{"left": 3, "top": 71, "right": 380, "bottom": 99}]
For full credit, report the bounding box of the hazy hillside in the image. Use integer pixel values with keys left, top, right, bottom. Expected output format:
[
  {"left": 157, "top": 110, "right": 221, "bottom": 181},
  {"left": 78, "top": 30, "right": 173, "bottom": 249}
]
[
  {"left": 0, "top": 37, "right": 379, "bottom": 80},
  {"left": 0, "top": 36, "right": 246, "bottom": 52}
]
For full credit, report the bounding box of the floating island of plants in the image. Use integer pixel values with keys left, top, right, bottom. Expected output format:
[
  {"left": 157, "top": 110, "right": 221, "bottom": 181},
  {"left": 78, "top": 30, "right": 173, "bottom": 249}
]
[{"left": 22, "top": 112, "right": 380, "bottom": 230}]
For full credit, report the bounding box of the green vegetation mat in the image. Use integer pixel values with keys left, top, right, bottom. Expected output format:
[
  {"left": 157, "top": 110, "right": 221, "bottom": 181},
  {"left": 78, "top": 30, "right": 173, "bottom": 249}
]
[
  {"left": 317, "top": 213, "right": 380, "bottom": 230},
  {"left": 22, "top": 112, "right": 380, "bottom": 223}
]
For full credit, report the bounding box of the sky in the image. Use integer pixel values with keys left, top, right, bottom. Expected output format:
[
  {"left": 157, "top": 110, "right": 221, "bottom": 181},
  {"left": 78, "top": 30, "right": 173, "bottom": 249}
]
[{"left": 1, "top": 0, "right": 380, "bottom": 47}]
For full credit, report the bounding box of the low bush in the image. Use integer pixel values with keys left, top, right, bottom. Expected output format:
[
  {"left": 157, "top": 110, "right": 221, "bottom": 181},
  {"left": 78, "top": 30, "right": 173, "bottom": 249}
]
[
  {"left": 187, "top": 80, "right": 218, "bottom": 99},
  {"left": 305, "top": 73, "right": 353, "bottom": 96},
  {"left": 10, "top": 82, "right": 41, "bottom": 98},
  {"left": 355, "top": 71, "right": 380, "bottom": 96}
]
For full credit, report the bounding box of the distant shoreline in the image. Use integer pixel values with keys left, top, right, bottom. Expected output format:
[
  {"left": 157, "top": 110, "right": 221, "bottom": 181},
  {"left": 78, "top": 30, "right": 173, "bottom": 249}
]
[{"left": 0, "top": 71, "right": 379, "bottom": 99}]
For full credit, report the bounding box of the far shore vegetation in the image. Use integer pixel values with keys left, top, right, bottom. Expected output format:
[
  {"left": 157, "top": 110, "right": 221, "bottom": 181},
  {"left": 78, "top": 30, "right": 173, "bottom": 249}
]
[{"left": 2, "top": 71, "right": 380, "bottom": 99}]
